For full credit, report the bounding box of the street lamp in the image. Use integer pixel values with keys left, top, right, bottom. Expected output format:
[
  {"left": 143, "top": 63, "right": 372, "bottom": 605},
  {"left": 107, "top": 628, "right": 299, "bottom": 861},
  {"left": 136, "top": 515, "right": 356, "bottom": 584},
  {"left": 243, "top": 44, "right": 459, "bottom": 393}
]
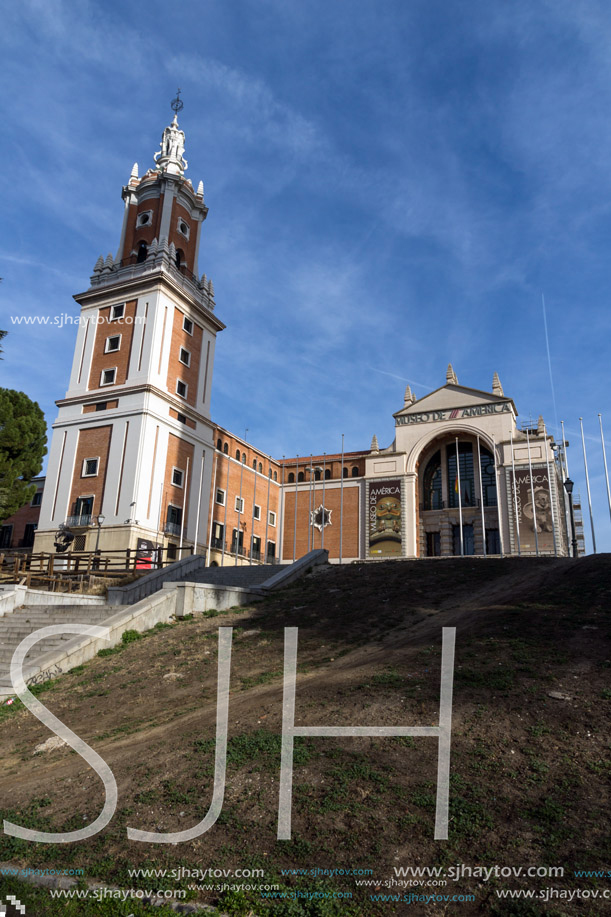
[
  {"left": 563, "top": 479, "right": 578, "bottom": 558},
  {"left": 95, "top": 514, "right": 105, "bottom": 553}
]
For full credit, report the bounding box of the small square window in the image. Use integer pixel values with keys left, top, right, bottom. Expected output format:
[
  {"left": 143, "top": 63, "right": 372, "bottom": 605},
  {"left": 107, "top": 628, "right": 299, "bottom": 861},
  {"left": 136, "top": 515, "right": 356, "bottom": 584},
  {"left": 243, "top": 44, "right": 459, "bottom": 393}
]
[
  {"left": 172, "top": 468, "right": 184, "bottom": 487},
  {"left": 176, "top": 380, "right": 188, "bottom": 398},
  {"left": 253, "top": 504, "right": 261, "bottom": 521},
  {"left": 216, "top": 488, "right": 226, "bottom": 506},
  {"left": 110, "top": 304, "right": 125, "bottom": 321},
  {"left": 183, "top": 316, "right": 194, "bottom": 335},
  {"left": 179, "top": 347, "right": 191, "bottom": 366},
  {"left": 31, "top": 492, "right": 43, "bottom": 507},
  {"left": 176, "top": 412, "right": 187, "bottom": 424},
  {"left": 105, "top": 335, "right": 121, "bottom": 353},
  {"left": 268, "top": 511, "right": 277, "bottom": 527},
  {"left": 82, "top": 458, "right": 99, "bottom": 477},
  {"left": 235, "top": 496, "right": 244, "bottom": 513},
  {"left": 101, "top": 368, "right": 116, "bottom": 386}
]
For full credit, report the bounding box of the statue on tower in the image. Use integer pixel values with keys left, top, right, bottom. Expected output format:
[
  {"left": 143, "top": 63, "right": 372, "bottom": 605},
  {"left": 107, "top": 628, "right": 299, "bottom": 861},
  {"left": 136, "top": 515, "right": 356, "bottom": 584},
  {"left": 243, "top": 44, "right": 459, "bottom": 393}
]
[{"left": 154, "top": 89, "right": 188, "bottom": 175}]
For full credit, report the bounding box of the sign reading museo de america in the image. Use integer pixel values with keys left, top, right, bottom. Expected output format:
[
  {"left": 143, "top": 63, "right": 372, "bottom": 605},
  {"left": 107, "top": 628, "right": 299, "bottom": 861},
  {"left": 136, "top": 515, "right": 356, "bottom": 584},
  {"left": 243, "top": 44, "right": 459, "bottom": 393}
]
[{"left": 396, "top": 401, "right": 512, "bottom": 426}]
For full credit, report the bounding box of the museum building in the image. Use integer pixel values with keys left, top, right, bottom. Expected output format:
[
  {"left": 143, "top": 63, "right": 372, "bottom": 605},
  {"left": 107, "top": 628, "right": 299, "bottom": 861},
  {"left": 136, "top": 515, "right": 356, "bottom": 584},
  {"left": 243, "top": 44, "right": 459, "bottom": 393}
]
[{"left": 0, "top": 109, "right": 577, "bottom": 562}]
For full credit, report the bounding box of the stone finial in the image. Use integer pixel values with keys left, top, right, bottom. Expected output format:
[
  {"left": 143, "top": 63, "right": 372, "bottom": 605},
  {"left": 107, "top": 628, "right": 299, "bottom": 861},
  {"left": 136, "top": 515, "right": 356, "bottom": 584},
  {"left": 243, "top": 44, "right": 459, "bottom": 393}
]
[
  {"left": 370, "top": 434, "right": 379, "bottom": 453},
  {"left": 101, "top": 253, "right": 114, "bottom": 272},
  {"left": 154, "top": 114, "right": 188, "bottom": 176},
  {"left": 200, "top": 273, "right": 207, "bottom": 287},
  {"left": 169, "top": 241, "right": 176, "bottom": 262},
  {"left": 492, "top": 372, "right": 504, "bottom": 396},
  {"left": 130, "top": 162, "right": 139, "bottom": 182},
  {"left": 93, "top": 255, "right": 104, "bottom": 273},
  {"left": 404, "top": 384, "right": 414, "bottom": 405},
  {"left": 208, "top": 279, "right": 215, "bottom": 298},
  {"left": 537, "top": 415, "right": 545, "bottom": 434},
  {"left": 446, "top": 363, "right": 458, "bottom": 385},
  {"left": 197, "top": 180, "right": 204, "bottom": 197}
]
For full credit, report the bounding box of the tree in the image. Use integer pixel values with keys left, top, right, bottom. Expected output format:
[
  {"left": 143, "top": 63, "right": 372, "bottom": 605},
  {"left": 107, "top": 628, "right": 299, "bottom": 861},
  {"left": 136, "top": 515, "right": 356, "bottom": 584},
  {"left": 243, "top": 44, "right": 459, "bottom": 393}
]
[{"left": 0, "top": 389, "right": 47, "bottom": 521}]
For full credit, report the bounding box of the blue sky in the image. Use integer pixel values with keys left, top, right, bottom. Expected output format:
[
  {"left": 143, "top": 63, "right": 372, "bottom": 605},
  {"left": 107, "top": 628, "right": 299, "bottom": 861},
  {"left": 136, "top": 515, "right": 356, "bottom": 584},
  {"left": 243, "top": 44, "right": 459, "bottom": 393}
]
[{"left": 1, "top": 0, "right": 610, "bottom": 552}]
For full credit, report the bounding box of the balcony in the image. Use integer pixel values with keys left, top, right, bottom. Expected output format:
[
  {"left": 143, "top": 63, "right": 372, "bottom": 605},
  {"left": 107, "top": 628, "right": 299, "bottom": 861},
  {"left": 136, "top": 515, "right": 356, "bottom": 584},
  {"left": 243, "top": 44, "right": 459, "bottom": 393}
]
[
  {"left": 65, "top": 515, "right": 92, "bottom": 527},
  {"left": 210, "top": 537, "right": 225, "bottom": 550},
  {"left": 164, "top": 521, "right": 182, "bottom": 536}
]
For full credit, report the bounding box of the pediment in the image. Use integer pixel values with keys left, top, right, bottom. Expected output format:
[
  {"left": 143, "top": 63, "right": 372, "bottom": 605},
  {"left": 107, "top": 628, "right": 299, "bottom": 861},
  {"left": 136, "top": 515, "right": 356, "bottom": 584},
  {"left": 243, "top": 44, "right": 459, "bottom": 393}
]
[{"left": 394, "top": 384, "right": 515, "bottom": 418}]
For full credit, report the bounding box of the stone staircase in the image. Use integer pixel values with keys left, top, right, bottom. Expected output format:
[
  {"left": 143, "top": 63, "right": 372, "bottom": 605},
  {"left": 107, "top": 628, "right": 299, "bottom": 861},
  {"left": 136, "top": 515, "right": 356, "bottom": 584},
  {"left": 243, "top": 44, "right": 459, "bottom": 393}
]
[
  {"left": 189, "top": 564, "right": 281, "bottom": 587},
  {"left": 0, "top": 604, "right": 122, "bottom": 695}
]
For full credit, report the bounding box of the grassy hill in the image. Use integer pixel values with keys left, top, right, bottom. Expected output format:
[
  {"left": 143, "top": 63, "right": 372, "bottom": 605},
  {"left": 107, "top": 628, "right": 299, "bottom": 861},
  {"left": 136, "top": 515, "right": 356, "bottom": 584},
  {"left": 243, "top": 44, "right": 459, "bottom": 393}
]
[{"left": 0, "top": 555, "right": 610, "bottom": 916}]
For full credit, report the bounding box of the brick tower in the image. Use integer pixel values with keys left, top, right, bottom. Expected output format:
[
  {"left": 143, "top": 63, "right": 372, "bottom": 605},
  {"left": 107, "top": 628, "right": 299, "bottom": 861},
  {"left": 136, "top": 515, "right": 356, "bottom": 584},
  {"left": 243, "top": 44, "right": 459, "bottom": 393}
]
[{"left": 34, "top": 100, "right": 224, "bottom": 558}]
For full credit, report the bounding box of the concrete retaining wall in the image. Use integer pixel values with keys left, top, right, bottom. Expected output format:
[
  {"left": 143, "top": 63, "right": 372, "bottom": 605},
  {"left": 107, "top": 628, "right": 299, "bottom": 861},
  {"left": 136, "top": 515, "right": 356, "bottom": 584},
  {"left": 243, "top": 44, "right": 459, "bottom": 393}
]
[
  {"left": 0, "top": 587, "right": 105, "bottom": 618},
  {"left": 107, "top": 554, "right": 206, "bottom": 606}
]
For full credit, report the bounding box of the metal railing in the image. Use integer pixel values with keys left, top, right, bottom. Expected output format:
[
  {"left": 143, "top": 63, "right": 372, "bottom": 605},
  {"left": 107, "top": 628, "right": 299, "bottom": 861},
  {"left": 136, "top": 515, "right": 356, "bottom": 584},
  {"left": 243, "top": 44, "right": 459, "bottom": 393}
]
[
  {"left": 65, "top": 514, "right": 93, "bottom": 527},
  {"left": 164, "top": 521, "right": 182, "bottom": 536}
]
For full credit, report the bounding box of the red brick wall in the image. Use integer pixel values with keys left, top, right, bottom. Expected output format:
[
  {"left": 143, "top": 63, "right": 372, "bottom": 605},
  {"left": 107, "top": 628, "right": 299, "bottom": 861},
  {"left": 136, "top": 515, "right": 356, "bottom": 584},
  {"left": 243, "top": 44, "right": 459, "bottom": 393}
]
[
  {"left": 68, "top": 426, "right": 113, "bottom": 518},
  {"left": 282, "top": 484, "right": 360, "bottom": 560}
]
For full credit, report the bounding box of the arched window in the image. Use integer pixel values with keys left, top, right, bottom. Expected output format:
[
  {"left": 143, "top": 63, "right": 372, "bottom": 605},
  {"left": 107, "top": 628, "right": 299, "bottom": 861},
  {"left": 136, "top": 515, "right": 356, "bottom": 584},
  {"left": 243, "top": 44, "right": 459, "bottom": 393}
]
[
  {"left": 343, "top": 468, "right": 348, "bottom": 479},
  {"left": 175, "top": 249, "right": 185, "bottom": 269},
  {"left": 273, "top": 471, "right": 277, "bottom": 482},
  {"left": 448, "top": 442, "right": 475, "bottom": 508},
  {"left": 242, "top": 452, "right": 246, "bottom": 463},
  {"left": 351, "top": 466, "right": 359, "bottom": 477},
  {"left": 325, "top": 469, "right": 331, "bottom": 480},
  {"left": 288, "top": 472, "right": 295, "bottom": 484},
  {"left": 298, "top": 471, "right": 305, "bottom": 482},
  {"left": 258, "top": 462, "right": 262, "bottom": 473},
  {"left": 480, "top": 448, "right": 497, "bottom": 507},
  {"left": 423, "top": 450, "right": 443, "bottom": 510},
  {"left": 223, "top": 443, "right": 228, "bottom": 454},
  {"left": 253, "top": 459, "right": 257, "bottom": 469},
  {"left": 236, "top": 449, "right": 241, "bottom": 460},
  {"left": 136, "top": 241, "right": 148, "bottom": 263},
  {"left": 216, "top": 438, "right": 222, "bottom": 450},
  {"left": 314, "top": 469, "right": 321, "bottom": 481}
]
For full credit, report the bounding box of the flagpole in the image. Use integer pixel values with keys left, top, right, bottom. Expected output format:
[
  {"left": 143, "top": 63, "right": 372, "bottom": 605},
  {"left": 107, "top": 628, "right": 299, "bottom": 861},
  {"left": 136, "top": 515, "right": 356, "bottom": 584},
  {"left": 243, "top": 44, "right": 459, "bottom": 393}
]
[
  {"left": 193, "top": 451, "right": 205, "bottom": 555},
  {"left": 543, "top": 423, "right": 558, "bottom": 556},
  {"left": 221, "top": 451, "right": 229, "bottom": 567},
  {"left": 249, "top": 460, "right": 257, "bottom": 565},
  {"left": 476, "top": 435, "right": 486, "bottom": 556},
  {"left": 455, "top": 437, "right": 463, "bottom": 556},
  {"left": 339, "top": 434, "right": 344, "bottom": 565},
  {"left": 179, "top": 456, "right": 190, "bottom": 554},
  {"left": 264, "top": 462, "right": 271, "bottom": 564},
  {"left": 492, "top": 434, "right": 504, "bottom": 557},
  {"left": 207, "top": 448, "right": 218, "bottom": 567},
  {"left": 321, "top": 453, "right": 326, "bottom": 551},
  {"left": 293, "top": 456, "right": 299, "bottom": 562},
  {"left": 526, "top": 429, "right": 539, "bottom": 556},
  {"left": 510, "top": 428, "right": 521, "bottom": 556},
  {"left": 561, "top": 420, "right": 569, "bottom": 476},
  {"left": 580, "top": 417, "right": 597, "bottom": 553},
  {"left": 235, "top": 453, "right": 244, "bottom": 566},
  {"left": 307, "top": 455, "right": 313, "bottom": 552},
  {"left": 599, "top": 414, "right": 611, "bottom": 523}
]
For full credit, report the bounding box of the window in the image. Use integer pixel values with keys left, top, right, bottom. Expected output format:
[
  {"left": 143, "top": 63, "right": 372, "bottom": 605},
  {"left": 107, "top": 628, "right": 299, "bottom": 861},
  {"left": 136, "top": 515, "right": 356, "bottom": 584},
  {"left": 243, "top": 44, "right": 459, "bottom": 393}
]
[
  {"left": 172, "top": 467, "right": 184, "bottom": 487},
  {"left": 137, "top": 210, "right": 152, "bottom": 228},
  {"left": 453, "top": 524, "right": 474, "bottom": 556},
  {"left": 212, "top": 522, "right": 224, "bottom": 549},
  {"left": 176, "top": 413, "right": 187, "bottom": 424},
  {"left": 231, "top": 528, "right": 244, "bottom": 554},
  {"left": 216, "top": 488, "right": 225, "bottom": 506},
  {"left": 82, "top": 458, "right": 99, "bottom": 477},
  {"left": 288, "top": 472, "right": 295, "bottom": 484},
  {"left": 448, "top": 443, "right": 474, "bottom": 508},
  {"left": 423, "top": 451, "right": 443, "bottom": 510},
  {"left": 253, "top": 504, "right": 261, "bottom": 521},
  {"left": 251, "top": 535, "right": 261, "bottom": 560},
  {"left": 166, "top": 504, "right": 182, "bottom": 536},
  {"left": 235, "top": 496, "right": 244, "bottom": 513},
  {"left": 480, "top": 449, "right": 498, "bottom": 507},
  {"left": 179, "top": 347, "right": 191, "bottom": 366},
  {"left": 314, "top": 469, "right": 321, "bottom": 481},
  {"left": 137, "top": 241, "right": 148, "bottom": 263},
  {"left": 0, "top": 526, "right": 13, "bottom": 549},
  {"left": 95, "top": 402, "right": 108, "bottom": 412},
  {"left": 236, "top": 449, "right": 241, "bottom": 460},
  {"left": 223, "top": 442, "right": 228, "bottom": 454},
  {"left": 31, "top": 492, "right": 42, "bottom": 507},
  {"left": 486, "top": 529, "right": 501, "bottom": 554},
  {"left": 253, "top": 459, "right": 257, "bottom": 469},
  {"left": 426, "top": 532, "right": 441, "bottom": 557},
  {"left": 176, "top": 379, "right": 188, "bottom": 398},
  {"left": 175, "top": 249, "right": 184, "bottom": 269},
  {"left": 101, "top": 368, "right": 116, "bottom": 386},
  {"left": 110, "top": 304, "right": 125, "bottom": 320},
  {"left": 105, "top": 335, "right": 121, "bottom": 353},
  {"left": 258, "top": 462, "right": 262, "bottom": 473},
  {"left": 351, "top": 466, "right": 359, "bottom": 477},
  {"left": 74, "top": 496, "right": 93, "bottom": 520},
  {"left": 266, "top": 540, "right": 276, "bottom": 561},
  {"left": 273, "top": 471, "right": 277, "bottom": 482},
  {"left": 22, "top": 523, "right": 37, "bottom": 548},
  {"left": 216, "top": 438, "right": 222, "bottom": 450},
  {"left": 298, "top": 472, "right": 304, "bottom": 482},
  {"left": 242, "top": 452, "right": 246, "bottom": 463},
  {"left": 177, "top": 219, "right": 190, "bottom": 239},
  {"left": 167, "top": 542, "right": 177, "bottom": 560},
  {"left": 268, "top": 511, "right": 277, "bottom": 527},
  {"left": 325, "top": 469, "right": 331, "bottom": 480},
  {"left": 183, "top": 316, "right": 194, "bottom": 335},
  {"left": 343, "top": 468, "right": 348, "bottom": 479}
]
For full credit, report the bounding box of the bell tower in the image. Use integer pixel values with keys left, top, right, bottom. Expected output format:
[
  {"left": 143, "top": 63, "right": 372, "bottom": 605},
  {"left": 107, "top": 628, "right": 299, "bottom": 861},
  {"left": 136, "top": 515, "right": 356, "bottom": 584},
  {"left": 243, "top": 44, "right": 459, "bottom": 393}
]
[{"left": 35, "top": 94, "right": 225, "bottom": 558}]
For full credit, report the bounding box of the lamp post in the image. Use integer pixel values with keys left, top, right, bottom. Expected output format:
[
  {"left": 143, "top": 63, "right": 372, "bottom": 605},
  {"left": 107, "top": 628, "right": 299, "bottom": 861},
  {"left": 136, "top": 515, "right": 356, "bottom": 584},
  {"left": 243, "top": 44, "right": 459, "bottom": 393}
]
[
  {"left": 563, "top": 479, "right": 578, "bottom": 558},
  {"left": 95, "top": 514, "right": 105, "bottom": 553}
]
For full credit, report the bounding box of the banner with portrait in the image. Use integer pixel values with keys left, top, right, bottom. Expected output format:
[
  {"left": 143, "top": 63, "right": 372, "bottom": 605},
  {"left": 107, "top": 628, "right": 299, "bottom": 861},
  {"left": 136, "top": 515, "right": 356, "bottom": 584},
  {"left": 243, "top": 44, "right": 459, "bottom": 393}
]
[
  {"left": 510, "top": 467, "right": 555, "bottom": 553},
  {"left": 368, "top": 480, "right": 402, "bottom": 556}
]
